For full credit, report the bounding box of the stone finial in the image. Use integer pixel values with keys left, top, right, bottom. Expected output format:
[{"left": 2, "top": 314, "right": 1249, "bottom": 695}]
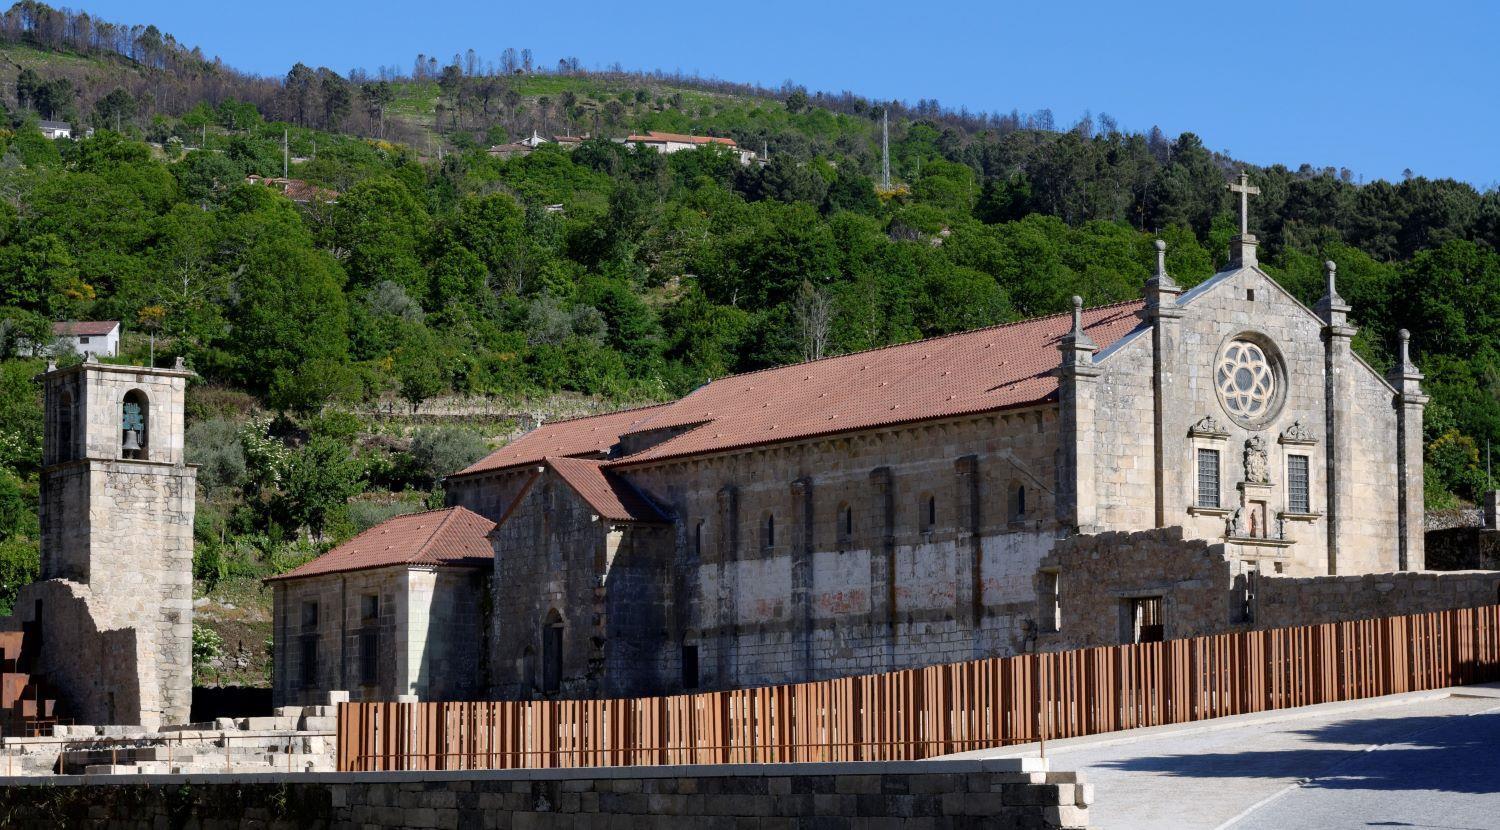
[
  {"left": 1315, "top": 258, "right": 1350, "bottom": 327},
  {"left": 1155, "top": 238, "right": 1167, "bottom": 275},
  {"left": 1058, "top": 295, "right": 1097, "bottom": 366},
  {"left": 1386, "top": 328, "right": 1425, "bottom": 398},
  {"left": 172, "top": 356, "right": 186, "bottom": 371},
  {"left": 1146, "top": 238, "right": 1180, "bottom": 305},
  {"left": 1397, "top": 329, "right": 1414, "bottom": 370}
]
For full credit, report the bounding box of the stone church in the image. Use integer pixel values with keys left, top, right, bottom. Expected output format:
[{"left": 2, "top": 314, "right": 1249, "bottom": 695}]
[{"left": 277, "top": 189, "right": 1462, "bottom": 705}]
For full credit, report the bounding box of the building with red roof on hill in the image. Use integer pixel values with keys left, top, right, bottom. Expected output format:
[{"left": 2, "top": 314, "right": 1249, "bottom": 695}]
[{"left": 275, "top": 199, "right": 1435, "bottom": 705}]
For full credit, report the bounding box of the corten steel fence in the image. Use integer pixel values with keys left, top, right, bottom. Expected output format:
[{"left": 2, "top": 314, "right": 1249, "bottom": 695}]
[{"left": 337, "top": 605, "right": 1500, "bottom": 771}]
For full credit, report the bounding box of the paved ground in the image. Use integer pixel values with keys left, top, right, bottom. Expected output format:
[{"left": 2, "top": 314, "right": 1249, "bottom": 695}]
[{"left": 946, "top": 686, "right": 1500, "bottom": 830}]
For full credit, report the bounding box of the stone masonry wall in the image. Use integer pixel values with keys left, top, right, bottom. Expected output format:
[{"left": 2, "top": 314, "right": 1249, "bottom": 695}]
[
  {"left": 634, "top": 409, "right": 1063, "bottom": 696},
  {"left": 1254, "top": 569, "right": 1500, "bottom": 627},
  {"left": 0, "top": 762, "right": 1091, "bottom": 829},
  {"left": 272, "top": 568, "right": 405, "bottom": 707},
  {"left": 1037, "top": 527, "right": 1499, "bottom": 650}
]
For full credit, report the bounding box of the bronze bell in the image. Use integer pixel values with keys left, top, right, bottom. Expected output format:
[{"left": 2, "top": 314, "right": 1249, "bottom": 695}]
[{"left": 121, "top": 428, "right": 142, "bottom": 454}]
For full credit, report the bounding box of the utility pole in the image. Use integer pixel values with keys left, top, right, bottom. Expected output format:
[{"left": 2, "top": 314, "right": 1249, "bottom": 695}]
[
  {"left": 881, "top": 108, "right": 891, "bottom": 190},
  {"left": 282, "top": 129, "right": 289, "bottom": 178}
]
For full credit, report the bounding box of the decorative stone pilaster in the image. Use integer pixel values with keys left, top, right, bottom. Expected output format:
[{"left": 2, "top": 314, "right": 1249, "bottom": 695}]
[
  {"left": 714, "top": 484, "right": 739, "bottom": 685},
  {"left": 1056, "top": 296, "right": 1102, "bottom": 532},
  {"left": 789, "top": 477, "right": 815, "bottom": 676},
  {"left": 1316, "top": 261, "right": 1355, "bottom": 575},
  {"left": 953, "top": 455, "right": 983, "bottom": 628},
  {"left": 1146, "top": 240, "right": 1185, "bottom": 527},
  {"left": 1387, "top": 330, "right": 1428, "bottom": 570},
  {"left": 868, "top": 466, "right": 896, "bottom": 672}
]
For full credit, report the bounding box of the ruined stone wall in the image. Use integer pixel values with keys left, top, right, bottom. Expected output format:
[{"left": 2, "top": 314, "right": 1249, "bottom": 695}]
[
  {"left": 13, "top": 580, "right": 144, "bottom": 724},
  {"left": 620, "top": 409, "right": 1063, "bottom": 695},
  {"left": 1036, "top": 527, "right": 1241, "bottom": 650},
  {"left": 1036, "top": 527, "right": 1499, "bottom": 650},
  {"left": 1254, "top": 569, "right": 1500, "bottom": 627}
]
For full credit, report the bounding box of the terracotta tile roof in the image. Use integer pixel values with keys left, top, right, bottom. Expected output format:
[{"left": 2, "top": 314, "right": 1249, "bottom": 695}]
[
  {"left": 610, "top": 301, "right": 1146, "bottom": 466},
  {"left": 546, "top": 456, "right": 666, "bottom": 523},
  {"left": 626, "top": 130, "right": 738, "bottom": 147},
  {"left": 52, "top": 321, "right": 118, "bottom": 337},
  {"left": 451, "top": 404, "right": 671, "bottom": 478},
  {"left": 266, "top": 507, "right": 495, "bottom": 581}
]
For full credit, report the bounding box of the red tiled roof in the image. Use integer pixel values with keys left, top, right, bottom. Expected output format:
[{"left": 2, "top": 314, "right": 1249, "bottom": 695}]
[
  {"left": 52, "top": 321, "right": 118, "bottom": 337},
  {"left": 266, "top": 507, "right": 495, "bottom": 581},
  {"left": 546, "top": 456, "right": 665, "bottom": 523},
  {"left": 626, "top": 131, "right": 737, "bottom": 147},
  {"left": 451, "top": 404, "right": 670, "bottom": 478},
  {"left": 610, "top": 301, "right": 1146, "bottom": 466}
]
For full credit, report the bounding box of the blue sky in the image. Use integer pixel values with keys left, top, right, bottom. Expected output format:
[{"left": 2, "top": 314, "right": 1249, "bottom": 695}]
[{"left": 83, "top": 0, "right": 1498, "bottom": 187}]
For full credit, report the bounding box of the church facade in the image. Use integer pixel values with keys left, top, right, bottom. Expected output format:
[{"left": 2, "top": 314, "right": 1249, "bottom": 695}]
[{"left": 439, "top": 217, "right": 1429, "bottom": 701}]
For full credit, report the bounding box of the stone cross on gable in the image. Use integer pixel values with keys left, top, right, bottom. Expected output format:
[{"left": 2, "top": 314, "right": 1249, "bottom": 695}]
[{"left": 1227, "top": 172, "right": 1260, "bottom": 237}]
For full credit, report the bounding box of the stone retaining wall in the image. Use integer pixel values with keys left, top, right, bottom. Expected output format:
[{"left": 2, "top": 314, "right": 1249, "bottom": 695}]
[
  {"left": 1254, "top": 569, "right": 1500, "bottom": 628},
  {"left": 0, "top": 760, "right": 1089, "bottom": 829}
]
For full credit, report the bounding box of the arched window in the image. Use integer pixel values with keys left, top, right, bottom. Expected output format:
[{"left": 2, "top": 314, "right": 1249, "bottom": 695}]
[
  {"left": 541, "top": 610, "right": 563, "bottom": 694},
  {"left": 121, "top": 389, "right": 149, "bottom": 460},
  {"left": 693, "top": 520, "right": 704, "bottom": 557},
  {"left": 837, "top": 502, "right": 853, "bottom": 546},
  {"left": 920, "top": 494, "right": 936, "bottom": 532},
  {"left": 1009, "top": 482, "right": 1027, "bottom": 522},
  {"left": 762, "top": 513, "right": 776, "bottom": 551}
]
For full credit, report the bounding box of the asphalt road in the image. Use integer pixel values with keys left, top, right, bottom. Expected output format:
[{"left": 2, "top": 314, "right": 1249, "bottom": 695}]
[{"left": 959, "top": 690, "right": 1500, "bottom": 830}]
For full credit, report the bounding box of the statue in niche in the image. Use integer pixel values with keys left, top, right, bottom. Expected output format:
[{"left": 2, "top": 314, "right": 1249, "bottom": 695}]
[
  {"left": 1226, "top": 507, "right": 1243, "bottom": 537},
  {"left": 1244, "top": 435, "right": 1269, "bottom": 484}
]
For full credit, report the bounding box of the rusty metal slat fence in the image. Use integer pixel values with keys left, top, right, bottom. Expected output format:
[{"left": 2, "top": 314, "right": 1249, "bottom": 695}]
[{"left": 337, "top": 605, "right": 1500, "bottom": 772}]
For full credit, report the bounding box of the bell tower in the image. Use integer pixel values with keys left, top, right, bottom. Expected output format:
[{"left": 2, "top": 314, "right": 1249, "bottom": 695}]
[{"left": 30, "top": 356, "right": 197, "bottom": 726}]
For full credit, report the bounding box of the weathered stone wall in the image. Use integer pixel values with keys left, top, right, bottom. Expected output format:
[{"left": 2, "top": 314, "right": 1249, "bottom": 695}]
[
  {"left": 1036, "top": 527, "right": 1499, "bottom": 650},
  {"left": 1254, "top": 569, "right": 1500, "bottom": 627},
  {"left": 273, "top": 567, "right": 405, "bottom": 707},
  {"left": 444, "top": 467, "right": 533, "bottom": 524},
  {"left": 489, "top": 472, "right": 673, "bottom": 699},
  {"left": 1037, "top": 527, "right": 1241, "bottom": 650},
  {"left": 0, "top": 762, "right": 1090, "bottom": 829},
  {"left": 273, "top": 565, "right": 488, "bottom": 706},
  {"left": 608, "top": 408, "right": 1060, "bottom": 696}
]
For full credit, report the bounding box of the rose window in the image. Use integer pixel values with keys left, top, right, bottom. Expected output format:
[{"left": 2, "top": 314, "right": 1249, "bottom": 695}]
[{"left": 1216, "top": 341, "right": 1276, "bottom": 422}]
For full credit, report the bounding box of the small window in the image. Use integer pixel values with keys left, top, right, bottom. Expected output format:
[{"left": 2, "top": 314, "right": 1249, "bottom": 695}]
[
  {"left": 693, "top": 520, "right": 704, "bottom": 557},
  {"left": 1246, "top": 289, "right": 1256, "bottom": 302},
  {"left": 300, "top": 601, "right": 319, "bottom": 631},
  {"left": 1288, "top": 455, "right": 1310, "bottom": 514},
  {"left": 837, "top": 502, "right": 853, "bottom": 545},
  {"left": 1010, "top": 483, "right": 1027, "bottom": 522},
  {"left": 79, "top": 336, "right": 90, "bottom": 344},
  {"left": 299, "top": 634, "right": 318, "bottom": 688},
  {"left": 359, "top": 628, "right": 378, "bottom": 686},
  {"left": 541, "top": 615, "right": 563, "bottom": 694},
  {"left": 920, "top": 495, "right": 936, "bottom": 531},
  {"left": 681, "top": 643, "right": 699, "bottom": 691},
  {"left": 762, "top": 513, "right": 776, "bottom": 551},
  {"left": 1196, "top": 449, "right": 1220, "bottom": 508},
  {"left": 1125, "top": 597, "right": 1164, "bottom": 644},
  {"left": 360, "top": 594, "right": 379, "bottom": 622}
]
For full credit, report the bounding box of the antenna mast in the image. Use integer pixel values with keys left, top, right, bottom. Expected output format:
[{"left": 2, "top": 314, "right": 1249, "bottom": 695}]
[{"left": 881, "top": 108, "right": 891, "bottom": 189}]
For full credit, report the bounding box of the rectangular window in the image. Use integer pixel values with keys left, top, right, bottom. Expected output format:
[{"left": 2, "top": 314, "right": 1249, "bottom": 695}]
[
  {"left": 301, "top": 601, "right": 319, "bottom": 631},
  {"left": 681, "top": 644, "right": 699, "bottom": 691},
  {"left": 1196, "top": 449, "right": 1220, "bottom": 508},
  {"left": 299, "top": 634, "right": 318, "bottom": 688},
  {"left": 361, "top": 594, "right": 379, "bottom": 622},
  {"left": 1288, "top": 455, "right": 1310, "bottom": 514},
  {"left": 79, "top": 336, "right": 90, "bottom": 344},
  {"left": 359, "top": 628, "right": 378, "bottom": 686},
  {"left": 1125, "top": 596, "right": 1164, "bottom": 644}
]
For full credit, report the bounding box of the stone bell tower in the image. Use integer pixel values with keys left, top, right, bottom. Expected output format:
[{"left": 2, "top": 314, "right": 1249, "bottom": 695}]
[{"left": 20, "top": 356, "right": 197, "bottom": 727}]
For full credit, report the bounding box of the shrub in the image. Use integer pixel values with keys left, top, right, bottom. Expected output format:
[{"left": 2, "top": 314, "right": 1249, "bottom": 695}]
[
  {"left": 408, "top": 426, "right": 489, "bottom": 484},
  {"left": 186, "top": 418, "right": 247, "bottom": 494}
]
